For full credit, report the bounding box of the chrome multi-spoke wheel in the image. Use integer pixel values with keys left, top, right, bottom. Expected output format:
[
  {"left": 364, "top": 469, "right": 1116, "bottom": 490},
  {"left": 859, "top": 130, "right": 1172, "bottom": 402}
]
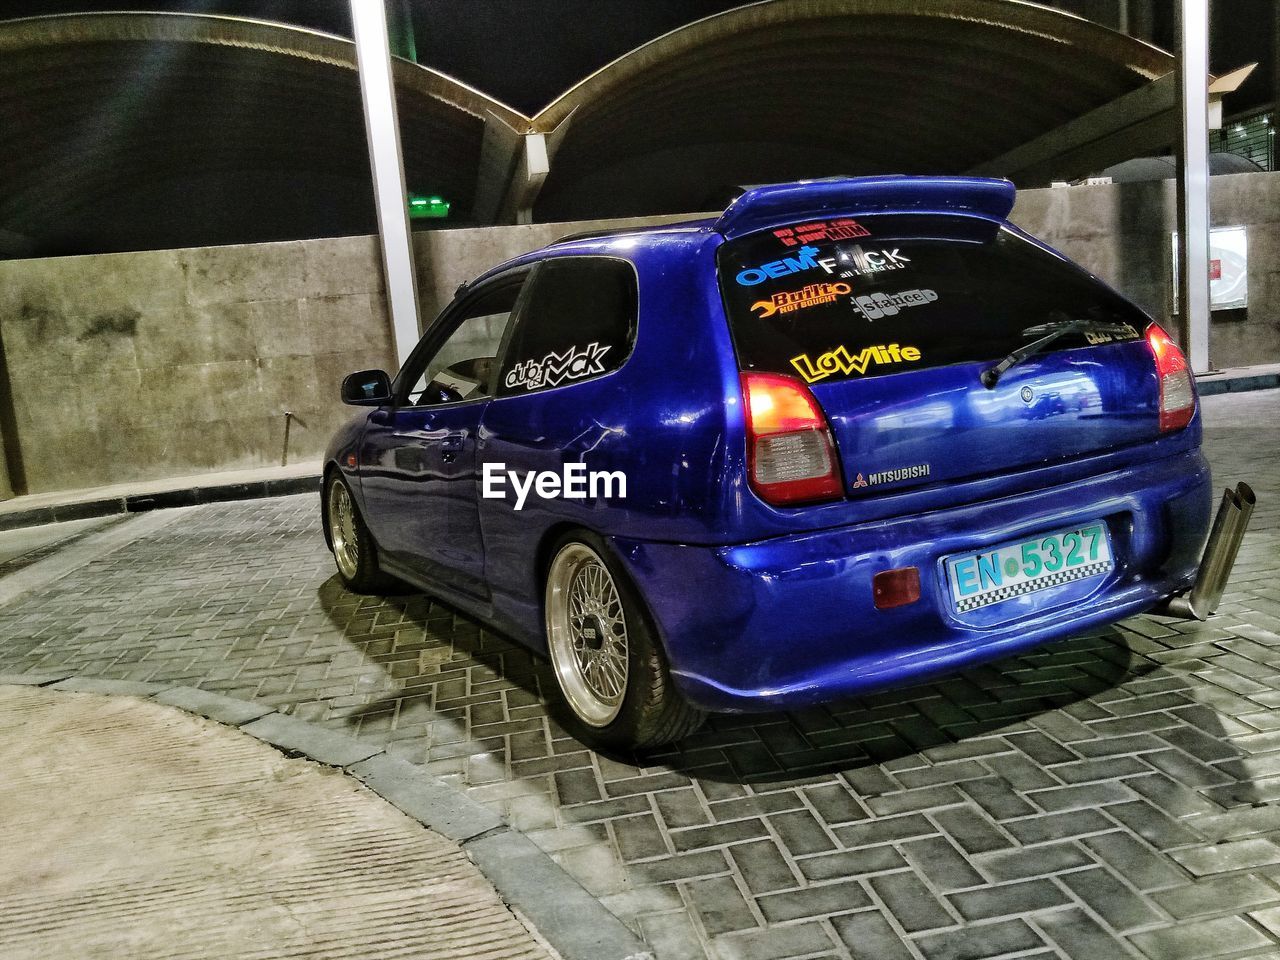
[
  {"left": 546, "top": 543, "right": 630, "bottom": 727},
  {"left": 327, "top": 478, "right": 361, "bottom": 581}
]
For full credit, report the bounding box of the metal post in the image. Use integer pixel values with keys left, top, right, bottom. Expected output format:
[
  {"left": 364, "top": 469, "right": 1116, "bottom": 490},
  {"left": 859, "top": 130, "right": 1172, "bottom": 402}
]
[
  {"left": 350, "top": 0, "right": 421, "bottom": 365},
  {"left": 1176, "top": 0, "right": 1212, "bottom": 374}
]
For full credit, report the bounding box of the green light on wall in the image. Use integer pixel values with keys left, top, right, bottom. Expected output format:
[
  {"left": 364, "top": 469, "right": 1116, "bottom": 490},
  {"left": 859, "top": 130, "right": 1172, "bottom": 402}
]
[{"left": 408, "top": 194, "right": 450, "bottom": 219}]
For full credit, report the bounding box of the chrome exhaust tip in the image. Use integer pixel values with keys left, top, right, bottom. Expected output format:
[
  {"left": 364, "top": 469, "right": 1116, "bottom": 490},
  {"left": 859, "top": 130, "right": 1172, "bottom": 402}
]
[{"left": 1162, "top": 481, "right": 1255, "bottom": 621}]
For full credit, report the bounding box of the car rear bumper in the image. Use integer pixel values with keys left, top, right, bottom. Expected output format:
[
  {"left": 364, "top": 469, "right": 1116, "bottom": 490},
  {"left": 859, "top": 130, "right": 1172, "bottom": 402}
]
[{"left": 613, "top": 448, "right": 1211, "bottom": 713}]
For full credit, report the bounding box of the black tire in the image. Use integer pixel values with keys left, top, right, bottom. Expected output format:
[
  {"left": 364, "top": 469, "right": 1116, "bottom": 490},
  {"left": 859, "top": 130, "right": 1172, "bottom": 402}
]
[
  {"left": 324, "top": 474, "right": 395, "bottom": 594},
  {"left": 544, "top": 530, "right": 705, "bottom": 750}
]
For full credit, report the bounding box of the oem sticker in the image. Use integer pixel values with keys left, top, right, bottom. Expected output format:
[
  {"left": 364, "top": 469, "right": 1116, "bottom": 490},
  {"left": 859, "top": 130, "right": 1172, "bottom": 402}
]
[
  {"left": 735, "top": 245, "right": 821, "bottom": 286},
  {"left": 505, "top": 342, "right": 611, "bottom": 391},
  {"left": 751, "top": 282, "right": 852, "bottom": 318},
  {"left": 790, "top": 343, "right": 922, "bottom": 383}
]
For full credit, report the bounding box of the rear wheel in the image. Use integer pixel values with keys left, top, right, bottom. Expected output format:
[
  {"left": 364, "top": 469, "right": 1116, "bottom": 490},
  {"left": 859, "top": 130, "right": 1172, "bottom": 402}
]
[
  {"left": 325, "top": 475, "right": 392, "bottom": 593},
  {"left": 544, "top": 532, "right": 704, "bottom": 749}
]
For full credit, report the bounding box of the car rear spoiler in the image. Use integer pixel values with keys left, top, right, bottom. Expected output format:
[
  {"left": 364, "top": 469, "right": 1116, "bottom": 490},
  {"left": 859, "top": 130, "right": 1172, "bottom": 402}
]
[{"left": 712, "top": 175, "right": 1018, "bottom": 241}]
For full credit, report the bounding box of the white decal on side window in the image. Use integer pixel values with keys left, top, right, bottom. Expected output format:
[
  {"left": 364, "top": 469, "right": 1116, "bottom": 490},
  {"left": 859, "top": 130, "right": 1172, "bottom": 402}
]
[{"left": 505, "top": 342, "right": 611, "bottom": 391}]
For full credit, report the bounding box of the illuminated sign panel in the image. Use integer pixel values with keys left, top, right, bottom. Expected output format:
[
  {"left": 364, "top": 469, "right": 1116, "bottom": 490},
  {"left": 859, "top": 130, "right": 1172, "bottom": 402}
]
[{"left": 408, "top": 195, "right": 450, "bottom": 219}]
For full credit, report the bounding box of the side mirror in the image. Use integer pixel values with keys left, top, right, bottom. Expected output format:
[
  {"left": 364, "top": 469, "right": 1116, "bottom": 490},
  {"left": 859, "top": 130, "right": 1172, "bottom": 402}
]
[{"left": 341, "top": 369, "right": 392, "bottom": 406}]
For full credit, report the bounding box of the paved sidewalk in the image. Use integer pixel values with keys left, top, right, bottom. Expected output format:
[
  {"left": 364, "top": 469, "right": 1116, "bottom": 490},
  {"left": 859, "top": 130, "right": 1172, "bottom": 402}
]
[
  {"left": 0, "top": 389, "right": 1275, "bottom": 960},
  {"left": 0, "top": 461, "right": 321, "bottom": 530},
  {"left": 0, "top": 684, "right": 553, "bottom": 960}
]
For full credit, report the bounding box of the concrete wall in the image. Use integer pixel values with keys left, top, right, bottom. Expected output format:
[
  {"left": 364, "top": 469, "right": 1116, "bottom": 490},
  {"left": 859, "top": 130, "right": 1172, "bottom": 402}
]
[
  {"left": 0, "top": 236, "right": 395, "bottom": 493},
  {"left": 1010, "top": 172, "right": 1280, "bottom": 369},
  {"left": 0, "top": 175, "right": 1275, "bottom": 496},
  {"left": 0, "top": 214, "right": 688, "bottom": 495},
  {"left": 411, "top": 212, "right": 705, "bottom": 326}
]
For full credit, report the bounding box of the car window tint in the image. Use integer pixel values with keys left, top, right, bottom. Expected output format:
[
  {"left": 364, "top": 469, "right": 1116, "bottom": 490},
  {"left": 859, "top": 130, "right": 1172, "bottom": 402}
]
[
  {"left": 405, "top": 281, "right": 522, "bottom": 406},
  {"left": 717, "top": 214, "right": 1148, "bottom": 385},
  {"left": 496, "top": 257, "right": 637, "bottom": 397}
]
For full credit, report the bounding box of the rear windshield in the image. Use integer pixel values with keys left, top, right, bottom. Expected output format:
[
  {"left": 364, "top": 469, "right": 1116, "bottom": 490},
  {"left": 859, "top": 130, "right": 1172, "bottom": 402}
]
[{"left": 717, "top": 214, "right": 1147, "bottom": 384}]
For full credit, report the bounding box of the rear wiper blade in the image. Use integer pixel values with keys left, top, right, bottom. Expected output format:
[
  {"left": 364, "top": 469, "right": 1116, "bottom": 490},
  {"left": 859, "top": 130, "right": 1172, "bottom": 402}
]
[{"left": 980, "top": 319, "right": 1136, "bottom": 389}]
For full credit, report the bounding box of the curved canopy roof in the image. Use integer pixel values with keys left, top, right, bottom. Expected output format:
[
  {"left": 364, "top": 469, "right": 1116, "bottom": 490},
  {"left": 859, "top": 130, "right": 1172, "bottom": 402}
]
[
  {"left": 529, "top": 0, "right": 1175, "bottom": 220},
  {"left": 0, "top": 12, "right": 524, "bottom": 255},
  {"left": 0, "top": 3, "right": 1177, "bottom": 255}
]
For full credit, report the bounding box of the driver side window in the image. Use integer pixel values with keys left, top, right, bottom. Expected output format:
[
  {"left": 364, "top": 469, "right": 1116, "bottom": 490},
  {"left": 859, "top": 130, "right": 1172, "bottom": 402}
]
[{"left": 405, "top": 280, "right": 522, "bottom": 406}]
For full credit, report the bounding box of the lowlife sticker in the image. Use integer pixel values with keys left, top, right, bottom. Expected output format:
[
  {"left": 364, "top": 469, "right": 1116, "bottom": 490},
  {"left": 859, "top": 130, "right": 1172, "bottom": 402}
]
[
  {"left": 751, "top": 282, "right": 852, "bottom": 318},
  {"left": 505, "top": 342, "right": 611, "bottom": 390},
  {"left": 790, "top": 343, "right": 922, "bottom": 383}
]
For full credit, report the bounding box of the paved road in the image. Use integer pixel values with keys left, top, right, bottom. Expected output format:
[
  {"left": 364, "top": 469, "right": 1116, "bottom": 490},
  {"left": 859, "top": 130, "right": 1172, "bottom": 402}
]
[
  {"left": 2, "top": 390, "right": 1278, "bottom": 960},
  {"left": 0, "top": 684, "right": 553, "bottom": 960}
]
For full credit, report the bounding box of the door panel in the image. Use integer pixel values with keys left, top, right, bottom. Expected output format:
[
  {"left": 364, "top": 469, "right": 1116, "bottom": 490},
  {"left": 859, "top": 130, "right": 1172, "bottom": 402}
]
[
  {"left": 360, "top": 402, "right": 488, "bottom": 596},
  {"left": 357, "top": 272, "right": 528, "bottom": 598}
]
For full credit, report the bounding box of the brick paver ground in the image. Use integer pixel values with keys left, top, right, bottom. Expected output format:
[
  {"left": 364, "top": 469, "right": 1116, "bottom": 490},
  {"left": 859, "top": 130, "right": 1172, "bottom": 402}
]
[{"left": 2, "top": 389, "right": 1278, "bottom": 960}]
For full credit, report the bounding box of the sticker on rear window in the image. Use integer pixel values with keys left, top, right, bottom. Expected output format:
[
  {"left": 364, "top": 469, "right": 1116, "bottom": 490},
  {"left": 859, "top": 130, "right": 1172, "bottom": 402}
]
[
  {"left": 735, "top": 245, "right": 822, "bottom": 286},
  {"left": 851, "top": 288, "right": 939, "bottom": 321},
  {"left": 1084, "top": 323, "right": 1141, "bottom": 344},
  {"left": 817, "top": 246, "right": 912, "bottom": 279},
  {"left": 751, "top": 282, "right": 851, "bottom": 318},
  {"left": 718, "top": 214, "right": 1153, "bottom": 384},
  {"left": 773, "top": 218, "right": 870, "bottom": 247},
  {"left": 790, "top": 343, "right": 922, "bottom": 383}
]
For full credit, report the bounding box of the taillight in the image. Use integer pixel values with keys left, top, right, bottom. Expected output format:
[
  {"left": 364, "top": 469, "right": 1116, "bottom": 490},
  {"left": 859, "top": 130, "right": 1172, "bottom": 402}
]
[
  {"left": 1147, "top": 323, "right": 1195, "bottom": 432},
  {"left": 741, "top": 372, "right": 843, "bottom": 505}
]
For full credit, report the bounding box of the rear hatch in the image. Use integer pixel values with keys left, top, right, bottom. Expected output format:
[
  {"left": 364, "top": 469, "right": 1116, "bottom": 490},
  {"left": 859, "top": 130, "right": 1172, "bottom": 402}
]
[{"left": 718, "top": 212, "right": 1163, "bottom": 499}]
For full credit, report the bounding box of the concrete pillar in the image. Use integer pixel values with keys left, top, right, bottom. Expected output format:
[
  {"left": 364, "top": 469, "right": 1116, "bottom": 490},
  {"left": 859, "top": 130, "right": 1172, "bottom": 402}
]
[
  {"left": 350, "top": 0, "right": 422, "bottom": 365},
  {"left": 503, "top": 134, "right": 551, "bottom": 225},
  {"left": 1176, "top": 0, "right": 1212, "bottom": 373}
]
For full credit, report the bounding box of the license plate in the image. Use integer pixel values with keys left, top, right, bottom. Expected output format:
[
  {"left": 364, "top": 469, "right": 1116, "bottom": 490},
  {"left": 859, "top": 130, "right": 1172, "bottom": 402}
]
[{"left": 945, "top": 523, "right": 1113, "bottom": 613}]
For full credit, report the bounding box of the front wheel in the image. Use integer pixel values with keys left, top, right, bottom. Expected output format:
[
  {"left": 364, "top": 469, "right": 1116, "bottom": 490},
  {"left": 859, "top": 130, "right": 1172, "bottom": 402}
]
[
  {"left": 325, "top": 475, "right": 392, "bottom": 593},
  {"left": 544, "top": 533, "right": 704, "bottom": 749}
]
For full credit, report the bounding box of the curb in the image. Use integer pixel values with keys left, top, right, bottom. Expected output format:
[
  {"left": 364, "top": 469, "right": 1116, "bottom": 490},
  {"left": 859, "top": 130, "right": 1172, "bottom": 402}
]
[
  {"left": 0, "top": 475, "right": 322, "bottom": 532},
  {"left": 1196, "top": 371, "right": 1280, "bottom": 396},
  {"left": 2, "top": 673, "right": 653, "bottom": 960}
]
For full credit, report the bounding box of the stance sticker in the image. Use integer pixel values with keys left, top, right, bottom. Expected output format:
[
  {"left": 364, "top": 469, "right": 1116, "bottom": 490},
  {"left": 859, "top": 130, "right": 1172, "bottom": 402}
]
[
  {"left": 773, "top": 218, "right": 870, "bottom": 248},
  {"left": 790, "top": 343, "right": 922, "bottom": 383},
  {"left": 505, "top": 342, "right": 611, "bottom": 391},
  {"left": 751, "top": 282, "right": 852, "bottom": 318},
  {"left": 850, "top": 288, "right": 938, "bottom": 321}
]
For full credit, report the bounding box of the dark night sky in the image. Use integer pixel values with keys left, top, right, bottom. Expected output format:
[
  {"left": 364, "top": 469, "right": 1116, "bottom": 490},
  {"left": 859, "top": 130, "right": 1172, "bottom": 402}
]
[{"left": 2, "top": 0, "right": 1274, "bottom": 115}]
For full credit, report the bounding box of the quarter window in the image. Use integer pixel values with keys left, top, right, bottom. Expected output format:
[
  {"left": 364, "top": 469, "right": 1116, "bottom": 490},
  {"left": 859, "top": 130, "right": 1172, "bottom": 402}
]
[{"left": 496, "top": 257, "right": 637, "bottom": 397}]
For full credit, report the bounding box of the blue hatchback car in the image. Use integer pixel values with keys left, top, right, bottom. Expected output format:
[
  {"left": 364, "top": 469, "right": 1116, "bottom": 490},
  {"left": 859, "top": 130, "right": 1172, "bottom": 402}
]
[{"left": 323, "top": 176, "right": 1211, "bottom": 748}]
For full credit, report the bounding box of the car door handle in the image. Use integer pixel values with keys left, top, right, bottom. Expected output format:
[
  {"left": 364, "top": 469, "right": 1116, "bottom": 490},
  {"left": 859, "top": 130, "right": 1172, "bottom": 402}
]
[{"left": 441, "top": 432, "right": 466, "bottom": 461}]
